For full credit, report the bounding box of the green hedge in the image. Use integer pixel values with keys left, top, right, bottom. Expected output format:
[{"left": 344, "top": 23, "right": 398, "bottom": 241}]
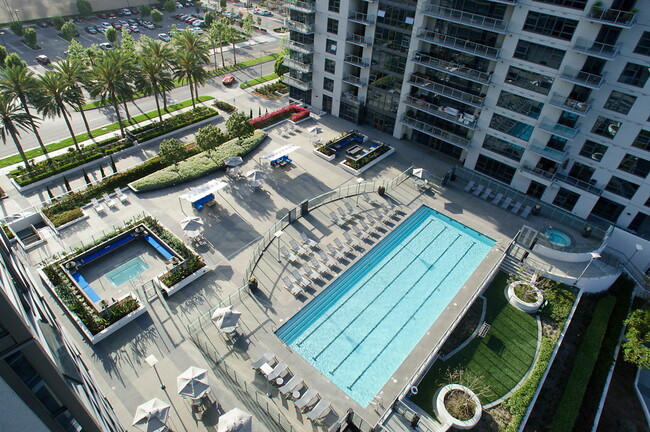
[
  {"left": 129, "top": 106, "right": 218, "bottom": 142},
  {"left": 346, "top": 144, "right": 391, "bottom": 170},
  {"left": 213, "top": 100, "right": 237, "bottom": 113},
  {"left": 547, "top": 295, "right": 617, "bottom": 432},
  {"left": 240, "top": 73, "right": 279, "bottom": 89},
  {"left": 131, "top": 130, "right": 267, "bottom": 191}
]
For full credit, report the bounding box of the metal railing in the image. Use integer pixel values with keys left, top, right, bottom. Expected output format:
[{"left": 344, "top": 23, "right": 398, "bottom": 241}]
[
  {"left": 421, "top": 4, "right": 508, "bottom": 33},
  {"left": 586, "top": 8, "right": 637, "bottom": 27},
  {"left": 413, "top": 53, "right": 492, "bottom": 84},
  {"left": 409, "top": 74, "right": 485, "bottom": 107},
  {"left": 417, "top": 30, "right": 500, "bottom": 60},
  {"left": 572, "top": 37, "right": 620, "bottom": 60},
  {"left": 554, "top": 172, "right": 604, "bottom": 195},
  {"left": 404, "top": 96, "right": 477, "bottom": 129},
  {"left": 402, "top": 115, "right": 472, "bottom": 149}
]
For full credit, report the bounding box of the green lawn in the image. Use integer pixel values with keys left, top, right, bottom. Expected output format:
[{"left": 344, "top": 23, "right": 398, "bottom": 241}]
[
  {"left": 411, "top": 272, "right": 539, "bottom": 413},
  {"left": 240, "top": 73, "right": 279, "bottom": 89},
  {"left": 0, "top": 96, "right": 213, "bottom": 169}
]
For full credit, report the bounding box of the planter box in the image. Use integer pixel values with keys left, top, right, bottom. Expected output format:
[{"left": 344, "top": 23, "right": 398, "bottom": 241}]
[
  {"left": 312, "top": 148, "right": 336, "bottom": 162},
  {"left": 433, "top": 384, "right": 482, "bottom": 430},
  {"left": 507, "top": 281, "right": 544, "bottom": 313},
  {"left": 52, "top": 210, "right": 89, "bottom": 232},
  {"left": 339, "top": 147, "right": 395, "bottom": 176},
  {"left": 155, "top": 264, "right": 211, "bottom": 296}
]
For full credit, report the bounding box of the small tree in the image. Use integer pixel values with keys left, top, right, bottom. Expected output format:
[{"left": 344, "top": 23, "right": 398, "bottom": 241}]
[
  {"left": 163, "top": 0, "right": 177, "bottom": 12},
  {"left": 443, "top": 368, "right": 494, "bottom": 421},
  {"left": 52, "top": 16, "right": 66, "bottom": 30},
  {"left": 22, "top": 28, "right": 37, "bottom": 49},
  {"left": 274, "top": 55, "right": 288, "bottom": 76},
  {"left": 226, "top": 111, "right": 254, "bottom": 143},
  {"left": 140, "top": 4, "right": 152, "bottom": 17},
  {"left": 105, "top": 27, "right": 117, "bottom": 43},
  {"left": 623, "top": 308, "right": 650, "bottom": 369},
  {"left": 158, "top": 138, "right": 188, "bottom": 172},
  {"left": 196, "top": 124, "right": 227, "bottom": 160},
  {"left": 76, "top": 0, "right": 93, "bottom": 19},
  {"left": 151, "top": 10, "right": 164, "bottom": 26},
  {"left": 5, "top": 53, "right": 25, "bottom": 69},
  {"left": 9, "top": 21, "right": 23, "bottom": 36},
  {"left": 0, "top": 46, "right": 7, "bottom": 67},
  {"left": 61, "top": 21, "right": 78, "bottom": 41},
  {"left": 220, "top": 0, "right": 227, "bottom": 11},
  {"left": 204, "top": 11, "right": 216, "bottom": 27}
]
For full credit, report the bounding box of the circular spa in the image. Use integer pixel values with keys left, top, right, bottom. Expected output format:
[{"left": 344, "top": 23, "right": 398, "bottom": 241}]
[{"left": 542, "top": 229, "right": 572, "bottom": 248}]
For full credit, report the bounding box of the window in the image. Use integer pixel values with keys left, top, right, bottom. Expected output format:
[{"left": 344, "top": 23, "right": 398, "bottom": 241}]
[
  {"left": 590, "top": 197, "right": 624, "bottom": 223},
  {"left": 326, "top": 18, "right": 338, "bottom": 34},
  {"left": 496, "top": 91, "right": 544, "bottom": 119},
  {"left": 603, "top": 90, "right": 637, "bottom": 114},
  {"left": 591, "top": 116, "right": 621, "bottom": 139},
  {"left": 526, "top": 181, "right": 546, "bottom": 199},
  {"left": 324, "top": 59, "right": 335, "bottom": 74},
  {"left": 505, "top": 66, "right": 554, "bottom": 95},
  {"left": 482, "top": 135, "right": 524, "bottom": 161},
  {"left": 513, "top": 40, "right": 565, "bottom": 69},
  {"left": 474, "top": 154, "right": 516, "bottom": 184},
  {"left": 523, "top": 12, "right": 578, "bottom": 41},
  {"left": 618, "top": 154, "right": 650, "bottom": 178},
  {"left": 489, "top": 113, "right": 534, "bottom": 141},
  {"left": 323, "top": 77, "right": 334, "bottom": 92},
  {"left": 328, "top": 0, "right": 339, "bottom": 12},
  {"left": 632, "top": 130, "right": 650, "bottom": 151},
  {"left": 579, "top": 140, "right": 608, "bottom": 162},
  {"left": 531, "top": 0, "right": 587, "bottom": 10},
  {"left": 634, "top": 32, "right": 650, "bottom": 56},
  {"left": 325, "top": 39, "right": 337, "bottom": 54},
  {"left": 605, "top": 176, "right": 639, "bottom": 199},
  {"left": 618, "top": 62, "right": 649, "bottom": 88},
  {"left": 553, "top": 188, "right": 580, "bottom": 211}
]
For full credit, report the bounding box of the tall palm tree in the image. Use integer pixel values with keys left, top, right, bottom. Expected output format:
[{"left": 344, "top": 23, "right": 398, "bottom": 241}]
[
  {"left": 88, "top": 53, "right": 133, "bottom": 138},
  {"left": 172, "top": 51, "right": 208, "bottom": 108},
  {"left": 173, "top": 30, "right": 210, "bottom": 101},
  {"left": 54, "top": 58, "right": 93, "bottom": 137},
  {"left": 0, "top": 65, "right": 48, "bottom": 159},
  {"left": 224, "top": 24, "right": 239, "bottom": 65},
  {"left": 0, "top": 93, "right": 37, "bottom": 172},
  {"left": 135, "top": 56, "right": 174, "bottom": 123},
  {"left": 34, "top": 71, "right": 81, "bottom": 151},
  {"left": 140, "top": 37, "right": 175, "bottom": 111},
  {"left": 209, "top": 18, "right": 228, "bottom": 68}
]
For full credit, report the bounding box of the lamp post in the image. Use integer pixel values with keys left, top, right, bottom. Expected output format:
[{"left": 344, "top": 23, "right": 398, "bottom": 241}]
[
  {"left": 575, "top": 252, "right": 601, "bottom": 287},
  {"left": 145, "top": 355, "right": 166, "bottom": 390},
  {"left": 274, "top": 230, "right": 284, "bottom": 262},
  {"left": 0, "top": 31, "right": 5, "bottom": 46},
  {"left": 628, "top": 244, "right": 643, "bottom": 267},
  {"left": 355, "top": 178, "right": 364, "bottom": 206}
]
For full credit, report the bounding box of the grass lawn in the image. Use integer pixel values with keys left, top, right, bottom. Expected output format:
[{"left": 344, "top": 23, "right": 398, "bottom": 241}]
[
  {"left": 240, "top": 73, "right": 279, "bottom": 89},
  {"left": 0, "top": 96, "right": 213, "bottom": 169},
  {"left": 411, "top": 272, "right": 538, "bottom": 413}
]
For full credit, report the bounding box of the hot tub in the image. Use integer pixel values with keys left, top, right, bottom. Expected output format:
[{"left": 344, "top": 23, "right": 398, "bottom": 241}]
[{"left": 543, "top": 229, "right": 571, "bottom": 248}]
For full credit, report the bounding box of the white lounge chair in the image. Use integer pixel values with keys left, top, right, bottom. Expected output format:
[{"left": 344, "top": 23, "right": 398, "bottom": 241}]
[
  {"left": 294, "top": 388, "right": 319, "bottom": 411},
  {"left": 309, "top": 257, "right": 330, "bottom": 275},
  {"left": 511, "top": 202, "right": 522, "bottom": 214},
  {"left": 279, "top": 376, "right": 303, "bottom": 396},
  {"left": 264, "top": 362, "right": 288, "bottom": 381},
  {"left": 300, "top": 232, "right": 318, "bottom": 249},
  {"left": 374, "top": 208, "right": 390, "bottom": 224},
  {"left": 359, "top": 219, "right": 378, "bottom": 234},
  {"left": 282, "top": 277, "right": 304, "bottom": 296},
  {"left": 352, "top": 225, "right": 371, "bottom": 241},
  {"left": 291, "top": 270, "right": 312, "bottom": 288},
  {"left": 500, "top": 197, "right": 512, "bottom": 210},
  {"left": 366, "top": 214, "right": 384, "bottom": 230},
  {"left": 334, "top": 238, "right": 354, "bottom": 256},
  {"left": 472, "top": 184, "right": 484, "bottom": 197},
  {"left": 480, "top": 188, "right": 492, "bottom": 200},
  {"left": 317, "top": 250, "right": 337, "bottom": 268},
  {"left": 379, "top": 203, "right": 396, "bottom": 218},
  {"left": 289, "top": 239, "right": 308, "bottom": 256},
  {"left": 344, "top": 201, "right": 360, "bottom": 216},
  {"left": 464, "top": 180, "right": 475, "bottom": 192},
  {"left": 306, "top": 399, "right": 332, "bottom": 423},
  {"left": 337, "top": 207, "right": 353, "bottom": 222},
  {"left": 326, "top": 244, "right": 345, "bottom": 261},
  {"left": 251, "top": 352, "right": 276, "bottom": 370},
  {"left": 386, "top": 201, "right": 402, "bottom": 214},
  {"left": 102, "top": 193, "right": 118, "bottom": 209},
  {"left": 520, "top": 205, "right": 532, "bottom": 219},
  {"left": 114, "top": 187, "right": 128, "bottom": 203},
  {"left": 280, "top": 246, "right": 299, "bottom": 263},
  {"left": 90, "top": 198, "right": 105, "bottom": 214},
  {"left": 329, "top": 212, "right": 346, "bottom": 227},
  {"left": 362, "top": 192, "right": 379, "bottom": 205},
  {"left": 300, "top": 264, "right": 321, "bottom": 281},
  {"left": 491, "top": 193, "right": 503, "bottom": 205},
  {"left": 343, "top": 231, "right": 362, "bottom": 249}
]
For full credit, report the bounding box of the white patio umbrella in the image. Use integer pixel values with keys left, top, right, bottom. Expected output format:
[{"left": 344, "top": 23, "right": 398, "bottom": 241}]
[
  {"left": 218, "top": 408, "right": 253, "bottom": 432},
  {"left": 132, "top": 398, "right": 170, "bottom": 432},
  {"left": 245, "top": 170, "right": 265, "bottom": 182},
  {"left": 224, "top": 156, "right": 244, "bottom": 167},
  {"left": 180, "top": 216, "right": 203, "bottom": 238},
  {"left": 211, "top": 306, "right": 242, "bottom": 333},
  {"left": 413, "top": 168, "right": 431, "bottom": 179},
  {"left": 177, "top": 366, "right": 210, "bottom": 400}
]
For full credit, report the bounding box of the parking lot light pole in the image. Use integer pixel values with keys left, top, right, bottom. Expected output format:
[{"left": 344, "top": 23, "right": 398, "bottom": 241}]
[{"left": 0, "top": 31, "right": 5, "bottom": 46}]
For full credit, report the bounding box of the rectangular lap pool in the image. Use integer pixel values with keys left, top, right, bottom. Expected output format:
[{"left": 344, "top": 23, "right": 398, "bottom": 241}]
[{"left": 276, "top": 205, "right": 495, "bottom": 406}]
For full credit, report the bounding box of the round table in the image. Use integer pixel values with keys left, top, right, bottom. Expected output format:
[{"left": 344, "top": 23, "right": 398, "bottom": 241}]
[
  {"left": 292, "top": 390, "right": 301, "bottom": 399},
  {"left": 275, "top": 377, "right": 284, "bottom": 386}
]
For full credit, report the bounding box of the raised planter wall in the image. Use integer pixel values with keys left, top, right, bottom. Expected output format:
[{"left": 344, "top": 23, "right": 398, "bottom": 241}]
[
  {"left": 433, "top": 384, "right": 482, "bottom": 430},
  {"left": 155, "top": 264, "right": 211, "bottom": 296},
  {"left": 312, "top": 148, "right": 336, "bottom": 162},
  {"left": 339, "top": 147, "right": 395, "bottom": 176},
  {"left": 533, "top": 243, "right": 605, "bottom": 263},
  {"left": 507, "top": 281, "right": 544, "bottom": 313}
]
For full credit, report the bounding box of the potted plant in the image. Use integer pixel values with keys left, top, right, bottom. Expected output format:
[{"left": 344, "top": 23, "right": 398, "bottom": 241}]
[
  {"left": 433, "top": 369, "right": 490, "bottom": 429},
  {"left": 248, "top": 276, "right": 258, "bottom": 292},
  {"left": 531, "top": 204, "right": 541, "bottom": 216},
  {"left": 582, "top": 225, "right": 592, "bottom": 238},
  {"left": 378, "top": 185, "right": 386, "bottom": 196}
]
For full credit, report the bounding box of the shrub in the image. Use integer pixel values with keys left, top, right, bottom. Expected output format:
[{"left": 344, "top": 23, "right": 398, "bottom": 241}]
[
  {"left": 213, "top": 100, "right": 236, "bottom": 113},
  {"left": 61, "top": 21, "right": 78, "bottom": 41},
  {"left": 9, "top": 21, "right": 23, "bottom": 36},
  {"left": 22, "top": 28, "right": 37, "bottom": 49},
  {"left": 345, "top": 144, "right": 390, "bottom": 170},
  {"left": 254, "top": 81, "right": 288, "bottom": 97},
  {"left": 249, "top": 104, "right": 309, "bottom": 129}
]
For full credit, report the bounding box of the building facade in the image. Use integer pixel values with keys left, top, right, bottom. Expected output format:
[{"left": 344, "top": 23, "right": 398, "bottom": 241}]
[
  {"left": 285, "top": 0, "right": 650, "bottom": 237},
  {"left": 0, "top": 233, "right": 126, "bottom": 432}
]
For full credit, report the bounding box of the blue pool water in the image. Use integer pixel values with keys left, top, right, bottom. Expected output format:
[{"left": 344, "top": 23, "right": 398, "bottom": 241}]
[
  {"left": 106, "top": 257, "right": 149, "bottom": 286},
  {"left": 276, "top": 206, "right": 495, "bottom": 406},
  {"left": 543, "top": 229, "right": 572, "bottom": 247}
]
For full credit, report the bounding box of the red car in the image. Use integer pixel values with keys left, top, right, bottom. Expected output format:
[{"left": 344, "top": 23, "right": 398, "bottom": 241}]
[
  {"left": 36, "top": 55, "right": 51, "bottom": 65},
  {"left": 222, "top": 75, "right": 236, "bottom": 86}
]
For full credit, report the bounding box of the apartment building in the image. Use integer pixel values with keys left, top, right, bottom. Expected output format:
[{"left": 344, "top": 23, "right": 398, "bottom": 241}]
[
  {"left": 0, "top": 232, "right": 125, "bottom": 432},
  {"left": 285, "top": 0, "right": 650, "bottom": 237}
]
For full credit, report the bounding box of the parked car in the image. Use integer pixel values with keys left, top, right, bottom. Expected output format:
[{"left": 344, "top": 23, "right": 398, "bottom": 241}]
[
  {"left": 176, "top": 2, "right": 183, "bottom": 8},
  {"left": 37, "top": 21, "right": 48, "bottom": 28},
  {"left": 99, "top": 42, "right": 114, "bottom": 50},
  {"left": 122, "top": 8, "right": 132, "bottom": 16},
  {"left": 144, "top": 22, "right": 155, "bottom": 30},
  {"left": 131, "top": 26, "right": 140, "bottom": 33},
  {"left": 85, "top": 26, "right": 97, "bottom": 34},
  {"left": 158, "top": 33, "right": 171, "bottom": 42},
  {"left": 222, "top": 75, "right": 235, "bottom": 86},
  {"left": 36, "top": 55, "right": 51, "bottom": 65}
]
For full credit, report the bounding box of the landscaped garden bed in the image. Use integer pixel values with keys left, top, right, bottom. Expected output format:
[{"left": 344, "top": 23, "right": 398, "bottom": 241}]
[
  {"left": 252, "top": 80, "right": 288, "bottom": 98},
  {"left": 249, "top": 105, "right": 310, "bottom": 129},
  {"left": 213, "top": 100, "right": 237, "bottom": 113},
  {"left": 314, "top": 130, "right": 367, "bottom": 161}
]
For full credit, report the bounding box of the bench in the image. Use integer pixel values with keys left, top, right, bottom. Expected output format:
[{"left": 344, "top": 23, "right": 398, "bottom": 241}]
[
  {"left": 78, "top": 235, "right": 136, "bottom": 265},
  {"left": 144, "top": 235, "right": 174, "bottom": 260},
  {"left": 478, "top": 322, "right": 491, "bottom": 338}
]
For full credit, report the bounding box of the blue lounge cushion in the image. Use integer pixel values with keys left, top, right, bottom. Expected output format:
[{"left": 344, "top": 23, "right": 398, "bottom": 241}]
[
  {"left": 144, "top": 235, "right": 174, "bottom": 260},
  {"left": 71, "top": 272, "right": 101, "bottom": 303}
]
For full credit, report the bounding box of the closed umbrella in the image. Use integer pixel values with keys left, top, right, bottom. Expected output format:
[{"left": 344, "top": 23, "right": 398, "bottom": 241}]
[
  {"left": 225, "top": 156, "right": 244, "bottom": 167},
  {"left": 177, "top": 366, "right": 210, "bottom": 400},
  {"left": 218, "top": 408, "right": 253, "bottom": 432},
  {"left": 413, "top": 168, "right": 431, "bottom": 179},
  {"left": 133, "top": 398, "right": 170, "bottom": 432},
  {"left": 211, "top": 306, "right": 242, "bottom": 333}
]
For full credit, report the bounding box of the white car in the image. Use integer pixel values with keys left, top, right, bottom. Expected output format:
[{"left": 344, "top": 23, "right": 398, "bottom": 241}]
[
  {"left": 176, "top": 2, "right": 183, "bottom": 8},
  {"left": 144, "top": 22, "right": 155, "bottom": 30},
  {"left": 99, "top": 42, "right": 114, "bottom": 50},
  {"left": 191, "top": 27, "right": 204, "bottom": 34},
  {"left": 158, "top": 33, "right": 171, "bottom": 42}
]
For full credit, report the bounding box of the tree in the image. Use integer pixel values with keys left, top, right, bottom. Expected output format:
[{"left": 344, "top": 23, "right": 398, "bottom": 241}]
[
  {"left": 76, "top": 0, "right": 93, "bottom": 18},
  {"left": 172, "top": 30, "right": 210, "bottom": 106},
  {"left": 9, "top": 21, "right": 23, "bottom": 36},
  {"left": 139, "top": 36, "right": 174, "bottom": 111},
  {"left": 52, "top": 16, "right": 65, "bottom": 30},
  {"left": 220, "top": 0, "right": 227, "bottom": 11},
  {"left": 135, "top": 53, "right": 174, "bottom": 123},
  {"left": 54, "top": 59, "right": 93, "bottom": 137},
  {"left": 224, "top": 24, "right": 239, "bottom": 64},
  {"left": 0, "top": 93, "right": 36, "bottom": 172},
  {"left": 88, "top": 52, "right": 133, "bottom": 137},
  {"left": 120, "top": 29, "right": 137, "bottom": 53},
  {"left": 0, "top": 46, "right": 7, "bottom": 67},
  {"left": 34, "top": 71, "right": 81, "bottom": 151},
  {"left": 241, "top": 13, "right": 254, "bottom": 36},
  {"left": 151, "top": 10, "right": 164, "bottom": 26},
  {"left": 274, "top": 55, "right": 288, "bottom": 76},
  {"left": 66, "top": 39, "right": 86, "bottom": 63},
  {"left": 158, "top": 138, "right": 187, "bottom": 172},
  {"left": 61, "top": 21, "right": 78, "bottom": 41},
  {"left": 204, "top": 11, "right": 216, "bottom": 27},
  {"left": 196, "top": 124, "right": 227, "bottom": 158},
  {"left": 5, "top": 53, "right": 25, "bottom": 69},
  {"left": 0, "top": 65, "right": 48, "bottom": 159},
  {"left": 209, "top": 19, "right": 229, "bottom": 68},
  {"left": 140, "top": 4, "right": 152, "bottom": 17},
  {"left": 163, "top": 0, "right": 177, "bottom": 13},
  {"left": 105, "top": 27, "right": 117, "bottom": 44},
  {"left": 23, "top": 28, "right": 37, "bottom": 49},
  {"left": 226, "top": 111, "right": 253, "bottom": 143},
  {"left": 623, "top": 308, "right": 650, "bottom": 369}
]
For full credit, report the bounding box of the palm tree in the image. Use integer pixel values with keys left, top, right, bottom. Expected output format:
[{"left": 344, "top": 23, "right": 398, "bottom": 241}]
[
  {"left": 34, "top": 71, "right": 81, "bottom": 151},
  {"left": 140, "top": 37, "right": 175, "bottom": 111},
  {"left": 172, "top": 30, "right": 210, "bottom": 106},
  {"left": 172, "top": 51, "right": 204, "bottom": 108},
  {"left": 0, "top": 93, "right": 37, "bottom": 172},
  {"left": 54, "top": 58, "right": 93, "bottom": 137},
  {"left": 209, "top": 18, "right": 228, "bottom": 68},
  {"left": 224, "top": 24, "right": 239, "bottom": 65},
  {"left": 0, "top": 65, "right": 48, "bottom": 159},
  {"left": 88, "top": 52, "right": 133, "bottom": 138},
  {"left": 136, "top": 56, "right": 174, "bottom": 123}
]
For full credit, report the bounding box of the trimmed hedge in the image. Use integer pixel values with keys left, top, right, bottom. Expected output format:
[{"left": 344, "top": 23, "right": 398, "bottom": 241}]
[
  {"left": 345, "top": 144, "right": 390, "bottom": 170},
  {"left": 547, "top": 295, "right": 617, "bottom": 432},
  {"left": 213, "top": 100, "right": 236, "bottom": 113},
  {"left": 249, "top": 104, "right": 309, "bottom": 129},
  {"left": 129, "top": 106, "right": 218, "bottom": 142},
  {"left": 131, "top": 130, "right": 268, "bottom": 191}
]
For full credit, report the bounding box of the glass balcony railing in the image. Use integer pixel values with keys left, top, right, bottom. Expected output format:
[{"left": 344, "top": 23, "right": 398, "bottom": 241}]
[
  {"left": 560, "top": 68, "right": 605, "bottom": 89},
  {"left": 342, "top": 92, "right": 361, "bottom": 105},
  {"left": 528, "top": 142, "right": 567, "bottom": 163},
  {"left": 572, "top": 37, "right": 620, "bottom": 60},
  {"left": 287, "top": 40, "right": 314, "bottom": 54},
  {"left": 346, "top": 34, "right": 373, "bottom": 47},
  {"left": 284, "top": 19, "right": 315, "bottom": 34},
  {"left": 284, "top": 0, "right": 316, "bottom": 13},
  {"left": 485, "top": 0, "right": 517, "bottom": 4},
  {"left": 343, "top": 75, "right": 367, "bottom": 86},
  {"left": 421, "top": 4, "right": 508, "bottom": 33},
  {"left": 402, "top": 115, "right": 472, "bottom": 149},
  {"left": 413, "top": 53, "right": 491, "bottom": 84},
  {"left": 519, "top": 164, "right": 555, "bottom": 181},
  {"left": 548, "top": 93, "right": 590, "bottom": 115},
  {"left": 404, "top": 96, "right": 477, "bottom": 129},
  {"left": 539, "top": 118, "right": 580, "bottom": 139},
  {"left": 586, "top": 8, "right": 637, "bottom": 28},
  {"left": 349, "top": 12, "right": 374, "bottom": 25},
  {"left": 344, "top": 55, "right": 370, "bottom": 68},
  {"left": 418, "top": 31, "right": 499, "bottom": 60},
  {"left": 284, "top": 75, "right": 312, "bottom": 91},
  {"left": 554, "top": 172, "right": 604, "bottom": 195},
  {"left": 409, "top": 74, "right": 485, "bottom": 107},
  {"left": 284, "top": 58, "right": 312, "bottom": 73}
]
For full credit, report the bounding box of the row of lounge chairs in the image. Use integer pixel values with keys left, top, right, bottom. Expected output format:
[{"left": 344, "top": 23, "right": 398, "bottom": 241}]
[
  {"left": 463, "top": 181, "right": 533, "bottom": 218},
  {"left": 90, "top": 188, "right": 129, "bottom": 214},
  {"left": 251, "top": 352, "right": 332, "bottom": 423}
]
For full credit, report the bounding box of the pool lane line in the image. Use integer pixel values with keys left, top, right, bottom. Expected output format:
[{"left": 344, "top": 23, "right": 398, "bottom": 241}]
[
  {"left": 347, "top": 241, "right": 478, "bottom": 390},
  {"left": 294, "top": 219, "right": 442, "bottom": 349},
  {"left": 327, "top": 234, "right": 465, "bottom": 375}
]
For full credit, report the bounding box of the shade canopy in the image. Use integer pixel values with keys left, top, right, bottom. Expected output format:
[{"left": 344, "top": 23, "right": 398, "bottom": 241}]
[
  {"left": 177, "top": 366, "right": 210, "bottom": 399},
  {"left": 180, "top": 180, "right": 228, "bottom": 202},
  {"left": 133, "top": 398, "right": 170, "bottom": 432},
  {"left": 260, "top": 145, "right": 300, "bottom": 161},
  {"left": 218, "top": 408, "right": 253, "bottom": 432},
  {"left": 211, "top": 305, "right": 242, "bottom": 333},
  {"left": 224, "top": 156, "right": 244, "bottom": 167},
  {"left": 413, "top": 168, "right": 431, "bottom": 179}
]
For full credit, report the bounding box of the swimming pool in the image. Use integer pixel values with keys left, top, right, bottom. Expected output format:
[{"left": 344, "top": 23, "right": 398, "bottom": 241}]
[
  {"left": 106, "top": 257, "right": 149, "bottom": 286},
  {"left": 276, "top": 206, "right": 495, "bottom": 406}
]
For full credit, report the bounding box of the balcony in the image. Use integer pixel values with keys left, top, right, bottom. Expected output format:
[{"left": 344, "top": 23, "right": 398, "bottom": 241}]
[
  {"left": 528, "top": 142, "right": 567, "bottom": 163},
  {"left": 405, "top": 96, "right": 477, "bottom": 129},
  {"left": 284, "top": 19, "right": 315, "bottom": 34},
  {"left": 572, "top": 38, "right": 620, "bottom": 60},
  {"left": 485, "top": 0, "right": 517, "bottom": 4},
  {"left": 413, "top": 53, "right": 491, "bottom": 84},
  {"left": 284, "top": 58, "right": 312, "bottom": 73},
  {"left": 284, "top": 75, "right": 313, "bottom": 91},
  {"left": 284, "top": 0, "right": 316, "bottom": 13},
  {"left": 346, "top": 34, "right": 373, "bottom": 47},
  {"left": 343, "top": 74, "right": 367, "bottom": 87},
  {"left": 409, "top": 74, "right": 484, "bottom": 108},
  {"left": 349, "top": 12, "right": 374, "bottom": 25},
  {"left": 586, "top": 8, "right": 636, "bottom": 28},
  {"left": 554, "top": 172, "right": 604, "bottom": 195},
  {"left": 539, "top": 118, "right": 580, "bottom": 140},
  {"left": 342, "top": 92, "right": 361, "bottom": 105},
  {"left": 402, "top": 115, "right": 472, "bottom": 149},
  {"left": 418, "top": 31, "right": 499, "bottom": 60},
  {"left": 287, "top": 40, "right": 314, "bottom": 54},
  {"left": 421, "top": 4, "right": 508, "bottom": 33},
  {"left": 519, "top": 164, "right": 555, "bottom": 183},
  {"left": 548, "top": 93, "right": 590, "bottom": 115},
  {"left": 560, "top": 69, "right": 605, "bottom": 89},
  {"left": 344, "top": 55, "right": 370, "bottom": 68}
]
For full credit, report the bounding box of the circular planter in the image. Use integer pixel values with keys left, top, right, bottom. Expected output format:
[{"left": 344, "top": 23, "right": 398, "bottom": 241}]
[
  {"left": 507, "top": 281, "right": 544, "bottom": 313},
  {"left": 433, "top": 384, "right": 482, "bottom": 430}
]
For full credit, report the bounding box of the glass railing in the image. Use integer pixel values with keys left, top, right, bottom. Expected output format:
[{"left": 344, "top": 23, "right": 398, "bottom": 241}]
[
  {"left": 284, "top": 75, "right": 312, "bottom": 91},
  {"left": 343, "top": 74, "right": 367, "bottom": 86},
  {"left": 402, "top": 115, "right": 472, "bottom": 149},
  {"left": 409, "top": 74, "right": 485, "bottom": 107},
  {"left": 554, "top": 172, "right": 604, "bottom": 195},
  {"left": 284, "top": 58, "right": 312, "bottom": 73},
  {"left": 572, "top": 37, "right": 620, "bottom": 60},
  {"left": 286, "top": 40, "right": 314, "bottom": 54},
  {"left": 587, "top": 8, "right": 637, "bottom": 27},
  {"left": 349, "top": 11, "right": 375, "bottom": 25},
  {"left": 539, "top": 118, "right": 580, "bottom": 139},
  {"left": 520, "top": 164, "right": 555, "bottom": 181},
  {"left": 284, "top": 19, "right": 315, "bottom": 33},
  {"left": 548, "top": 93, "right": 590, "bottom": 115},
  {"left": 528, "top": 142, "right": 567, "bottom": 162},
  {"left": 346, "top": 34, "right": 373, "bottom": 47},
  {"left": 284, "top": 0, "right": 316, "bottom": 13},
  {"left": 421, "top": 4, "right": 508, "bottom": 33},
  {"left": 560, "top": 69, "right": 605, "bottom": 89},
  {"left": 417, "top": 30, "right": 499, "bottom": 60},
  {"left": 404, "top": 96, "right": 477, "bottom": 129},
  {"left": 344, "top": 55, "right": 370, "bottom": 67},
  {"left": 412, "top": 53, "right": 491, "bottom": 84}
]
